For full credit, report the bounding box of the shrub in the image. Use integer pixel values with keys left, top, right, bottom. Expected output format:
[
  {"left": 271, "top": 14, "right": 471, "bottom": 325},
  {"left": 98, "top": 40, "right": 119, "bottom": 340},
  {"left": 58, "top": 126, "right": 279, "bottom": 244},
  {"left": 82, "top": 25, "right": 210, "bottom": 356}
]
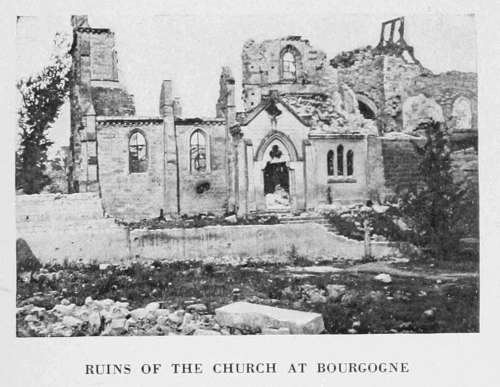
[{"left": 16, "top": 238, "right": 41, "bottom": 274}]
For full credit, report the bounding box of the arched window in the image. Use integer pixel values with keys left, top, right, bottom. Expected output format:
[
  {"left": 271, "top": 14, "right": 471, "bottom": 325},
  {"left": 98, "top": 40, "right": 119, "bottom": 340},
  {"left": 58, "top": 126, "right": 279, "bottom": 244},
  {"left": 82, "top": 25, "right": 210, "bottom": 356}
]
[
  {"left": 327, "top": 150, "right": 334, "bottom": 176},
  {"left": 337, "top": 145, "right": 344, "bottom": 175},
  {"left": 282, "top": 51, "right": 297, "bottom": 80},
  {"left": 190, "top": 129, "right": 207, "bottom": 172},
  {"left": 347, "top": 150, "right": 354, "bottom": 176},
  {"left": 129, "top": 131, "right": 147, "bottom": 173}
]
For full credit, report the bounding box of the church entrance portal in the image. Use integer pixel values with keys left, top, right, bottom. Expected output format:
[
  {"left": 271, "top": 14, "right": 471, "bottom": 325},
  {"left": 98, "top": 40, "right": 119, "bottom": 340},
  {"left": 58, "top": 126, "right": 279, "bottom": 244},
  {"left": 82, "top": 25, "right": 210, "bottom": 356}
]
[{"left": 263, "top": 144, "right": 291, "bottom": 210}]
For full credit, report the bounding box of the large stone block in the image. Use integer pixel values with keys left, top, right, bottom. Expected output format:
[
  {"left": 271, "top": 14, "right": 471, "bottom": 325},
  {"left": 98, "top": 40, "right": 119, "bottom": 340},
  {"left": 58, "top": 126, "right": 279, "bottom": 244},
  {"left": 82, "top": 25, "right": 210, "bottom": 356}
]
[{"left": 215, "top": 301, "right": 325, "bottom": 334}]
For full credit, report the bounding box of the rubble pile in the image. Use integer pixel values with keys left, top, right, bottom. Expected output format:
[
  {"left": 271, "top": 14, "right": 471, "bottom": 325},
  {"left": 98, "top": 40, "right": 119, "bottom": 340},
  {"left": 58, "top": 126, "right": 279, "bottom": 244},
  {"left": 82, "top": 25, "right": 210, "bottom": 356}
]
[{"left": 16, "top": 298, "right": 226, "bottom": 337}]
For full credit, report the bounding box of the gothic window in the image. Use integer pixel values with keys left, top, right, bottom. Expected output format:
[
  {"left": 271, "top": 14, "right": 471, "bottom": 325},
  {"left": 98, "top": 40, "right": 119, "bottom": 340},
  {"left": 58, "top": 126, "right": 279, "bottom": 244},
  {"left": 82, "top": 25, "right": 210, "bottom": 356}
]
[
  {"left": 327, "top": 150, "right": 335, "bottom": 176},
  {"left": 129, "top": 131, "right": 147, "bottom": 173},
  {"left": 282, "top": 51, "right": 297, "bottom": 80},
  {"left": 337, "top": 145, "right": 344, "bottom": 175},
  {"left": 190, "top": 129, "right": 207, "bottom": 173},
  {"left": 347, "top": 150, "right": 354, "bottom": 176}
]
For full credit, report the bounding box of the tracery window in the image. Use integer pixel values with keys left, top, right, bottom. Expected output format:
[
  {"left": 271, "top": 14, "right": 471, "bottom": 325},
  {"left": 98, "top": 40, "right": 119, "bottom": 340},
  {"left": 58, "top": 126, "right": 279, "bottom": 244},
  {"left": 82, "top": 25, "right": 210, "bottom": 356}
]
[
  {"left": 190, "top": 129, "right": 207, "bottom": 172},
  {"left": 129, "top": 131, "right": 147, "bottom": 173},
  {"left": 327, "top": 150, "right": 335, "bottom": 176}
]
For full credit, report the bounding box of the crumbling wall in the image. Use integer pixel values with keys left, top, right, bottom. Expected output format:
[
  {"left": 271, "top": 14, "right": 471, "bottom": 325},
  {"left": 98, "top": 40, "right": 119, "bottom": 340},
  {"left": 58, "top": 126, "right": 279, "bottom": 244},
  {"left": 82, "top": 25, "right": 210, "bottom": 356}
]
[
  {"left": 69, "top": 16, "right": 136, "bottom": 192},
  {"left": 337, "top": 55, "right": 385, "bottom": 112},
  {"left": 91, "top": 87, "right": 135, "bottom": 116},
  {"left": 241, "top": 36, "right": 338, "bottom": 110},
  {"left": 409, "top": 71, "right": 478, "bottom": 133}
]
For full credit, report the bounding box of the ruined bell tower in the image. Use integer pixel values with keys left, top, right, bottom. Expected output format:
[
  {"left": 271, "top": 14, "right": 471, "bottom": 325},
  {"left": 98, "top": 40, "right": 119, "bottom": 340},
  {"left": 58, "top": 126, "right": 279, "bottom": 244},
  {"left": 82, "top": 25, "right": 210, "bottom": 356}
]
[{"left": 68, "top": 15, "right": 135, "bottom": 193}]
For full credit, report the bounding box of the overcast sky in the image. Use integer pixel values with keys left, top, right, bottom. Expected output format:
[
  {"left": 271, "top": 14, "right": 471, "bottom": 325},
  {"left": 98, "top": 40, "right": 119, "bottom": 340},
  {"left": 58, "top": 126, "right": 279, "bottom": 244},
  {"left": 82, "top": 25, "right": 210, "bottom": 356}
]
[{"left": 16, "top": 14, "right": 476, "bottom": 155}]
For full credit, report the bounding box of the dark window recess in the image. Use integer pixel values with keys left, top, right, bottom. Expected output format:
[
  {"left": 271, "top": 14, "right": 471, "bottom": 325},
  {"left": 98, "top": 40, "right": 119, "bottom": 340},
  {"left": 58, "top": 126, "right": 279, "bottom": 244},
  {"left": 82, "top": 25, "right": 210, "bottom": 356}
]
[
  {"left": 196, "top": 181, "right": 211, "bottom": 194},
  {"left": 347, "top": 150, "right": 354, "bottom": 176},
  {"left": 129, "top": 131, "right": 147, "bottom": 173},
  {"left": 358, "top": 101, "right": 376, "bottom": 119},
  {"left": 190, "top": 130, "right": 207, "bottom": 172},
  {"left": 337, "top": 145, "right": 344, "bottom": 175},
  {"left": 327, "top": 150, "right": 334, "bottom": 176},
  {"left": 88, "top": 156, "right": 97, "bottom": 165}
]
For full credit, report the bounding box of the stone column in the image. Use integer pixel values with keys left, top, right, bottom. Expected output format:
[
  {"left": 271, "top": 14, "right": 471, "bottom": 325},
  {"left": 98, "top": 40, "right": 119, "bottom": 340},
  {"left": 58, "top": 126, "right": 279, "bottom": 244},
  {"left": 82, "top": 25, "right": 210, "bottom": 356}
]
[
  {"left": 303, "top": 139, "right": 314, "bottom": 210},
  {"left": 244, "top": 140, "right": 256, "bottom": 214},
  {"left": 159, "top": 80, "right": 179, "bottom": 215}
]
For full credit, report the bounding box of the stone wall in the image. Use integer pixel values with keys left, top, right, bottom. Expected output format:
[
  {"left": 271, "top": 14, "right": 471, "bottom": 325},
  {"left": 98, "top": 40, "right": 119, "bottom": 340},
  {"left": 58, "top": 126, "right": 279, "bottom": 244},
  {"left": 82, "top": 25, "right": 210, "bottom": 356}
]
[
  {"left": 451, "top": 147, "right": 478, "bottom": 185},
  {"left": 176, "top": 121, "right": 228, "bottom": 215},
  {"left": 130, "top": 223, "right": 396, "bottom": 261},
  {"left": 16, "top": 193, "right": 129, "bottom": 263},
  {"left": 97, "top": 118, "right": 165, "bottom": 221},
  {"left": 381, "top": 137, "right": 422, "bottom": 192},
  {"left": 69, "top": 19, "right": 136, "bottom": 192},
  {"left": 16, "top": 194, "right": 397, "bottom": 263},
  {"left": 91, "top": 86, "right": 135, "bottom": 116},
  {"left": 241, "top": 36, "right": 338, "bottom": 110},
  {"left": 337, "top": 55, "right": 385, "bottom": 112},
  {"left": 410, "top": 71, "right": 478, "bottom": 133},
  {"left": 308, "top": 135, "right": 368, "bottom": 206}
]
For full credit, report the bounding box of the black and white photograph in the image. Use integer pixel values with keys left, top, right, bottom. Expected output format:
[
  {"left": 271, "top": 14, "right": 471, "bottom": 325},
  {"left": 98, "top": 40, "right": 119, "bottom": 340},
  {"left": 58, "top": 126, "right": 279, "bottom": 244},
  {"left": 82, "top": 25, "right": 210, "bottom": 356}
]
[{"left": 14, "top": 12, "right": 480, "bottom": 338}]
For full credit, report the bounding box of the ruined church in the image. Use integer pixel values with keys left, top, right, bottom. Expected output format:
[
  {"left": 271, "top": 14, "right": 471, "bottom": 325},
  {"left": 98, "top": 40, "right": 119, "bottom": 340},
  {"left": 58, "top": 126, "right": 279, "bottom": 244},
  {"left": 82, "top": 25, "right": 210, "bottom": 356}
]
[{"left": 68, "top": 16, "right": 477, "bottom": 221}]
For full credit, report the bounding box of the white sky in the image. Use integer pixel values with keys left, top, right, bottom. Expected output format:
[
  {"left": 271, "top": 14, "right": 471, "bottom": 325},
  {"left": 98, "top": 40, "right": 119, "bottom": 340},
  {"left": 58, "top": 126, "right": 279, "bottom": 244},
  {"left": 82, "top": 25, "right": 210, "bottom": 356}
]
[{"left": 16, "top": 14, "right": 476, "bottom": 155}]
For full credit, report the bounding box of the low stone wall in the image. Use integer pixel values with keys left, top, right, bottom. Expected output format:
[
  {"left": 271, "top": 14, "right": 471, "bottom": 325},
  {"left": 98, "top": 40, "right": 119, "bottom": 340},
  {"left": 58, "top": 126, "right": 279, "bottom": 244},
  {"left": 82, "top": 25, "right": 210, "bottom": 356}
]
[
  {"left": 17, "top": 194, "right": 397, "bottom": 263},
  {"left": 17, "top": 193, "right": 130, "bottom": 263},
  {"left": 130, "top": 223, "right": 397, "bottom": 261}
]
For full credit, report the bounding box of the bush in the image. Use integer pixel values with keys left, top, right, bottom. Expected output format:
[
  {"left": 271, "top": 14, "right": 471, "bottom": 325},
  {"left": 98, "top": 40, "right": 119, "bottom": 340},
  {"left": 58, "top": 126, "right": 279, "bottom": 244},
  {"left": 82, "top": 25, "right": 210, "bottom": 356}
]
[{"left": 16, "top": 238, "right": 41, "bottom": 274}]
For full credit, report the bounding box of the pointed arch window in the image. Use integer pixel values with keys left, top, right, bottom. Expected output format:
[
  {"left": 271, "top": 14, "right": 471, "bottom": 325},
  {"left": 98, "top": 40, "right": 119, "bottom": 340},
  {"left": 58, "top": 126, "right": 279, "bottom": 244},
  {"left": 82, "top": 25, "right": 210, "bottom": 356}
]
[
  {"left": 347, "top": 150, "right": 354, "bottom": 176},
  {"left": 129, "top": 131, "right": 147, "bottom": 173},
  {"left": 190, "top": 129, "right": 207, "bottom": 172},
  {"left": 327, "top": 150, "right": 335, "bottom": 176},
  {"left": 337, "top": 145, "right": 344, "bottom": 175},
  {"left": 282, "top": 51, "right": 297, "bottom": 80}
]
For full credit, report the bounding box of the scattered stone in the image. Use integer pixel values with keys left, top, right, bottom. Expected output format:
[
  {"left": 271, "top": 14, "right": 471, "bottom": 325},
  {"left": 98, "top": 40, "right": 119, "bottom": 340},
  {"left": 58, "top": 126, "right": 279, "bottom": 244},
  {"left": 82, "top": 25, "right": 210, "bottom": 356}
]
[
  {"left": 52, "top": 304, "right": 76, "bottom": 316},
  {"left": 104, "top": 318, "right": 127, "bottom": 335},
  {"left": 130, "top": 308, "right": 148, "bottom": 320},
  {"left": 374, "top": 273, "right": 392, "bottom": 283},
  {"left": 287, "top": 266, "right": 343, "bottom": 274},
  {"left": 225, "top": 215, "right": 237, "bottom": 223},
  {"left": 326, "top": 284, "right": 346, "bottom": 301},
  {"left": 88, "top": 311, "right": 102, "bottom": 334},
  {"left": 215, "top": 301, "right": 325, "bottom": 334},
  {"left": 261, "top": 327, "right": 290, "bottom": 335},
  {"left": 187, "top": 304, "right": 208, "bottom": 313},
  {"left": 145, "top": 302, "right": 160, "bottom": 312},
  {"left": 62, "top": 315, "right": 82, "bottom": 328},
  {"left": 168, "top": 310, "right": 184, "bottom": 325},
  {"left": 24, "top": 314, "right": 39, "bottom": 323},
  {"left": 193, "top": 329, "right": 221, "bottom": 336},
  {"left": 309, "top": 293, "right": 327, "bottom": 304}
]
